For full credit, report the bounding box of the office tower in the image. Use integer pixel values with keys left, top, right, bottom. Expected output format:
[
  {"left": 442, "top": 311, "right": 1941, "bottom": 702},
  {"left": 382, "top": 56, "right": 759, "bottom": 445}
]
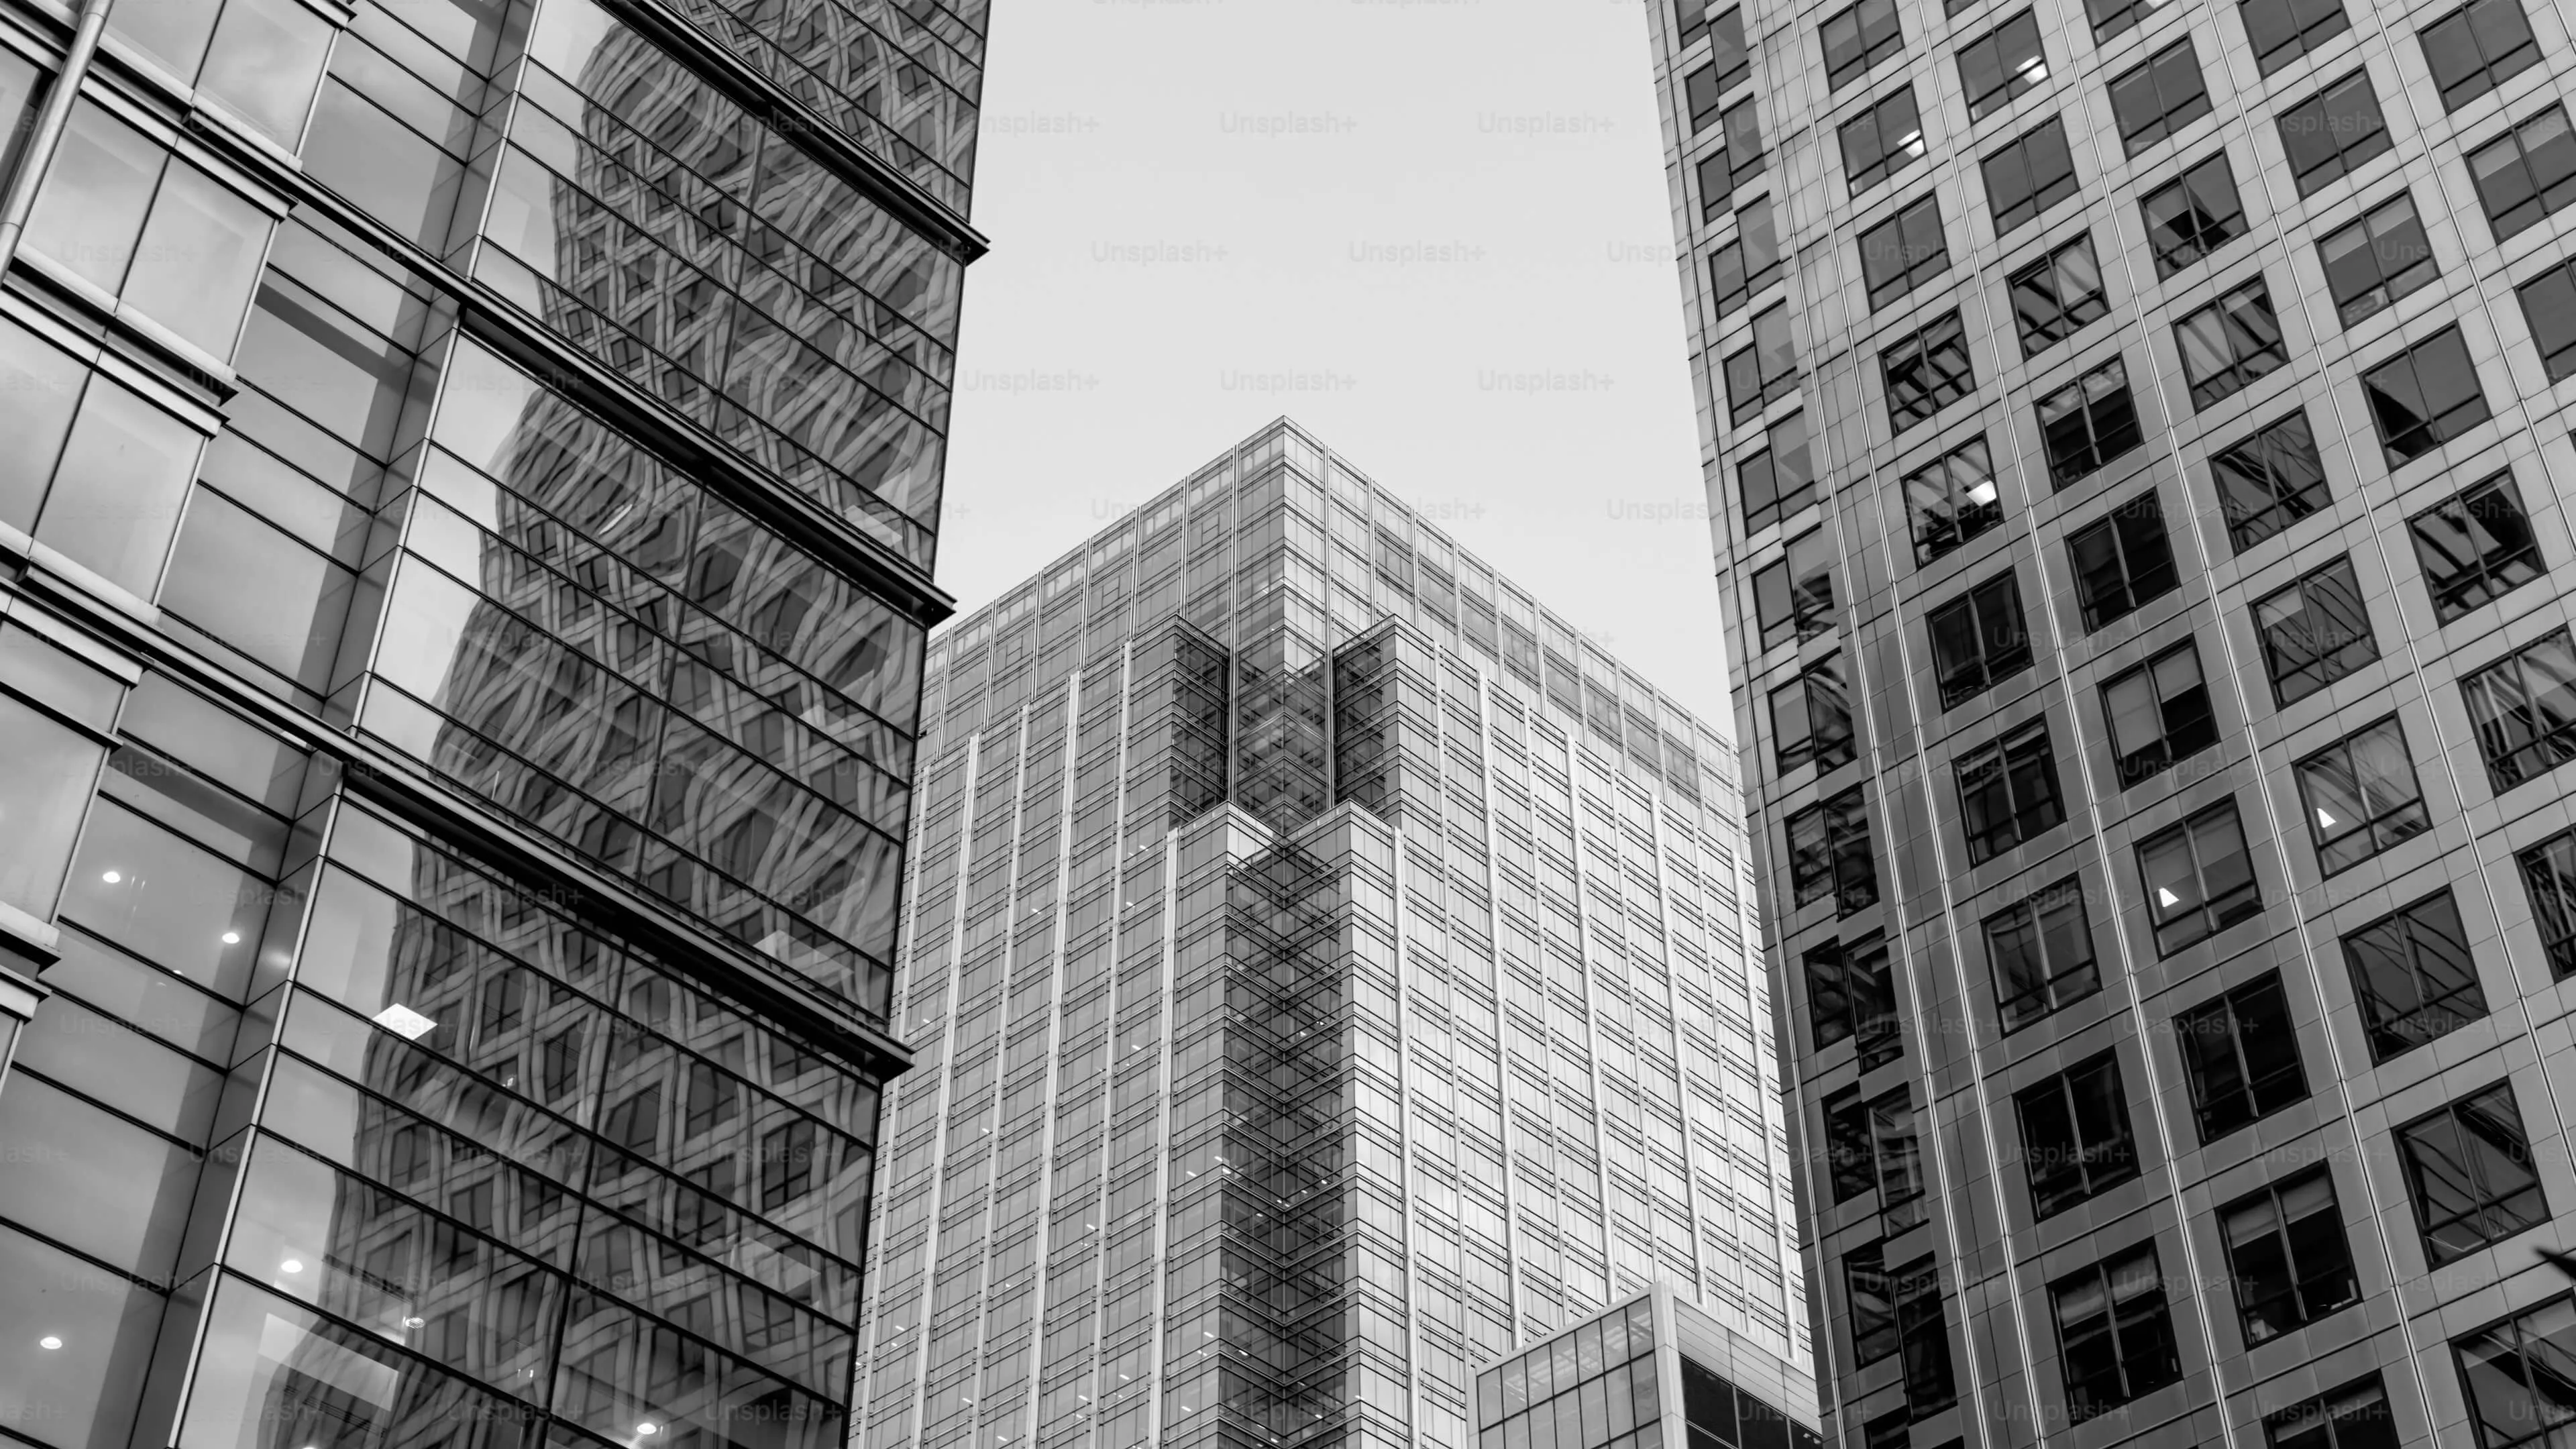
[
  {"left": 851, "top": 419, "right": 1816, "bottom": 1449},
  {"left": 0, "top": 0, "right": 980, "bottom": 1445},
  {"left": 1471, "top": 1287, "right": 1823, "bottom": 1449},
  {"left": 1650, "top": 0, "right": 2576, "bottom": 1444}
]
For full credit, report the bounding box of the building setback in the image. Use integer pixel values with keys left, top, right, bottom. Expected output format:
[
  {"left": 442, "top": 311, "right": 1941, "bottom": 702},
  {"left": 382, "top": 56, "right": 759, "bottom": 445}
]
[
  {"left": 1650, "top": 0, "right": 2576, "bottom": 1446},
  {"left": 851, "top": 420, "right": 1816, "bottom": 1449},
  {"left": 0, "top": 0, "right": 981, "bottom": 1445}
]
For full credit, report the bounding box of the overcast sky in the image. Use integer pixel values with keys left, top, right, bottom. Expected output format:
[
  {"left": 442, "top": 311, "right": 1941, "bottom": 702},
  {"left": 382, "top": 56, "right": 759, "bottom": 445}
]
[{"left": 936, "top": 0, "right": 1731, "bottom": 729}]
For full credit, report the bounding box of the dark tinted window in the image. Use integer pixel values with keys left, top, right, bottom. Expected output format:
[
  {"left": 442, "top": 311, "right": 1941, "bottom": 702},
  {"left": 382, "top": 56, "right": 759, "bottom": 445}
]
[
  {"left": 1882, "top": 310, "right": 1974, "bottom": 431},
  {"left": 2212, "top": 410, "right": 2328, "bottom": 552},
  {"left": 1959, "top": 11, "right": 2047, "bottom": 120},
  {"left": 2345, "top": 888, "right": 2485, "bottom": 1063},
  {"left": 2138, "top": 798, "right": 2261, "bottom": 953},
  {"left": 2277, "top": 70, "right": 2391, "bottom": 196},
  {"left": 2037, "top": 358, "right": 2144, "bottom": 488},
  {"left": 2293, "top": 715, "right": 2429, "bottom": 874},
  {"left": 2141, "top": 151, "right": 2246, "bottom": 278},
  {"left": 1772, "top": 654, "right": 1858, "bottom": 773},
  {"left": 1985, "top": 875, "right": 2098, "bottom": 1029},
  {"left": 2068, "top": 490, "right": 2179, "bottom": 630},
  {"left": 2254, "top": 555, "right": 2377, "bottom": 706},
  {"left": 1753, "top": 527, "right": 1835, "bottom": 649},
  {"left": 2241, "top": 0, "right": 2349, "bottom": 76},
  {"left": 2465, "top": 104, "right": 2576, "bottom": 239},
  {"left": 2420, "top": 0, "right": 2539, "bottom": 111},
  {"left": 1740, "top": 411, "right": 1816, "bottom": 533},
  {"left": 2019, "top": 1052, "right": 2138, "bottom": 1216},
  {"left": 1860, "top": 195, "right": 1949, "bottom": 310},
  {"left": 2362, "top": 326, "right": 2489, "bottom": 466},
  {"left": 2051, "top": 1244, "right": 2180, "bottom": 1421},
  {"left": 2177, "top": 972, "right": 2306, "bottom": 1140},
  {"left": 2318, "top": 191, "right": 2437, "bottom": 328},
  {"left": 2101, "top": 639, "right": 2216, "bottom": 788},
  {"left": 1984, "top": 117, "right": 2079, "bottom": 233},
  {"left": 2409, "top": 470, "right": 2542, "bottom": 621},
  {"left": 1902, "top": 435, "right": 2002, "bottom": 565},
  {"left": 2174, "top": 276, "right": 2288, "bottom": 411},
  {"left": 2462, "top": 627, "right": 2576, "bottom": 793},
  {"left": 2008, "top": 232, "right": 2108, "bottom": 358},
  {"left": 2110, "top": 40, "right": 2211, "bottom": 156},
  {"left": 1928, "top": 570, "right": 2032, "bottom": 708},
  {"left": 1823, "top": 0, "right": 1904, "bottom": 89},
  {"left": 1842, "top": 86, "right": 1928, "bottom": 195},
  {"left": 2398, "top": 1080, "right": 2547, "bottom": 1265},
  {"left": 1957, "top": 720, "right": 2065, "bottom": 865},
  {"left": 2222, "top": 1170, "right": 2359, "bottom": 1346}
]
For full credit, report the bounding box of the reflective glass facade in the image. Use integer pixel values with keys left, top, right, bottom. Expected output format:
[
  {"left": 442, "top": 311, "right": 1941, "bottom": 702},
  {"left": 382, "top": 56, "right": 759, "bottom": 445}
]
[
  {"left": 1653, "top": 0, "right": 2576, "bottom": 1444},
  {"left": 853, "top": 421, "right": 1814, "bottom": 1449},
  {"left": 0, "top": 0, "right": 981, "bottom": 1443},
  {"left": 1471, "top": 1289, "right": 1822, "bottom": 1449}
]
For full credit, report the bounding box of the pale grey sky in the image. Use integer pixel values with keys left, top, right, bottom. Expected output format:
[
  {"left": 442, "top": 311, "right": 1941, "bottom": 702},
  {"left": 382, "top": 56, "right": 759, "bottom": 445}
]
[{"left": 936, "top": 0, "right": 1733, "bottom": 729}]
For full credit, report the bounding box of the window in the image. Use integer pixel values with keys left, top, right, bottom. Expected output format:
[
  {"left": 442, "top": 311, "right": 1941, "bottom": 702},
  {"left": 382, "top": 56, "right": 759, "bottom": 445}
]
[
  {"left": 1983, "top": 118, "right": 2078, "bottom": 233},
  {"left": 2457, "top": 1299, "right": 2576, "bottom": 1449},
  {"left": 2138, "top": 799, "right": 2261, "bottom": 953},
  {"left": 1957, "top": 720, "right": 2065, "bottom": 864},
  {"left": 2037, "top": 358, "right": 2145, "bottom": 488},
  {"left": 1754, "top": 527, "right": 1835, "bottom": 649},
  {"left": 1841, "top": 87, "right": 1928, "bottom": 195},
  {"left": 2420, "top": 0, "right": 2539, "bottom": 112},
  {"left": 21, "top": 100, "right": 275, "bottom": 360},
  {"left": 1890, "top": 1256, "right": 1951, "bottom": 1409},
  {"left": 1773, "top": 655, "right": 1858, "bottom": 773},
  {"left": 2316, "top": 191, "right": 2437, "bottom": 330},
  {"left": 1725, "top": 305, "right": 1800, "bottom": 425},
  {"left": 2266, "top": 1376, "right": 2400, "bottom": 1449},
  {"left": 2398, "top": 1079, "right": 2547, "bottom": 1265},
  {"left": 2294, "top": 715, "right": 2429, "bottom": 874},
  {"left": 2212, "top": 411, "right": 2328, "bottom": 553},
  {"left": 1928, "top": 570, "right": 2032, "bottom": 708},
  {"left": 1805, "top": 930, "right": 1898, "bottom": 1066},
  {"left": 1849, "top": 1241, "right": 1898, "bottom": 1362},
  {"left": 2008, "top": 233, "right": 2108, "bottom": 358},
  {"left": 2464, "top": 629, "right": 2576, "bottom": 793},
  {"left": 1823, "top": 0, "right": 1902, "bottom": 89},
  {"left": 1859, "top": 195, "right": 1948, "bottom": 311},
  {"left": 1787, "top": 786, "right": 1879, "bottom": 916},
  {"left": 1676, "top": 0, "right": 1709, "bottom": 49},
  {"left": 2521, "top": 256, "right": 2576, "bottom": 381},
  {"left": 2277, "top": 70, "right": 2392, "bottom": 197},
  {"left": 1825, "top": 1084, "right": 1926, "bottom": 1225},
  {"left": 2178, "top": 972, "right": 2306, "bottom": 1140},
  {"left": 1959, "top": 11, "right": 2047, "bottom": 121},
  {"left": 1902, "top": 435, "right": 2003, "bottom": 565},
  {"left": 1709, "top": 197, "right": 1782, "bottom": 319},
  {"left": 1696, "top": 99, "right": 1768, "bottom": 215},
  {"left": 0, "top": 692, "right": 106, "bottom": 918},
  {"left": 1986, "top": 876, "right": 2099, "bottom": 1029},
  {"left": 2110, "top": 41, "right": 2211, "bottom": 157},
  {"left": 105, "top": 0, "right": 333, "bottom": 147},
  {"left": 1882, "top": 311, "right": 1973, "bottom": 431},
  {"left": 2141, "top": 151, "right": 2247, "bottom": 278},
  {"left": 2068, "top": 490, "right": 2180, "bottom": 631},
  {"left": 0, "top": 315, "right": 207, "bottom": 598},
  {"left": 2223, "top": 1171, "right": 2359, "bottom": 1346},
  {"left": 2410, "top": 471, "right": 2542, "bottom": 622},
  {"left": 1707, "top": 7, "right": 1752, "bottom": 92},
  {"left": 2345, "top": 889, "right": 2484, "bottom": 1063},
  {"left": 2176, "top": 277, "right": 2288, "bottom": 410},
  {"left": 2019, "top": 1052, "right": 2137, "bottom": 1216},
  {"left": 2255, "top": 556, "right": 2377, "bottom": 705},
  {"left": 1685, "top": 65, "right": 1729, "bottom": 132},
  {"left": 2242, "top": 0, "right": 2349, "bottom": 76},
  {"left": 2082, "top": 0, "right": 2159, "bottom": 41},
  {"left": 2466, "top": 105, "right": 2576, "bottom": 240},
  {"left": 2051, "top": 1245, "right": 2179, "bottom": 1422},
  {"left": 1740, "top": 411, "right": 1816, "bottom": 533},
  {"left": 2522, "top": 829, "right": 2576, "bottom": 979},
  {"left": 2102, "top": 640, "right": 2217, "bottom": 788}
]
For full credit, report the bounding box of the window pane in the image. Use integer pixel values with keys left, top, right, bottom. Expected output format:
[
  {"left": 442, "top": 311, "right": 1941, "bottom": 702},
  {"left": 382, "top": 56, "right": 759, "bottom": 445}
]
[
  {"left": 199, "top": 0, "right": 337, "bottom": 146},
  {"left": 39, "top": 378, "right": 204, "bottom": 597},
  {"left": 24, "top": 101, "right": 165, "bottom": 292},
  {"left": 107, "top": 0, "right": 223, "bottom": 78},
  {"left": 123, "top": 162, "right": 276, "bottom": 358},
  {"left": 0, "top": 317, "right": 88, "bottom": 532}
]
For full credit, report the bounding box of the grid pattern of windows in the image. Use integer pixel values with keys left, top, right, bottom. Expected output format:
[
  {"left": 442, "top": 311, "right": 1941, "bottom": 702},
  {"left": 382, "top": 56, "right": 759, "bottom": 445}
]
[
  {"left": 2037, "top": 358, "right": 2144, "bottom": 488},
  {"left": 2467, "top": 105, "right": 2576, "bottom": 241},
  {"left": 1956, "top": 720, "right": 2064, "bottom": 864},
  {"left": 2319, "top": 191, "right": 2438, "bottom": 328},
  {"left": 2294, "top": 715, "right": 2430, "bottom": 874},
  {"left": 2175, "top": 276, "right": 2288, "bottom": 410},
  {"left": 2420, "top": 0, "right": 2540, "bottom": 112},
  {"left": 1823, "top": 0, "right": 1904, "bottom": 89},
  {"left": 2141, "top": 152, "right": 2247, "bottom": 280},
  {"left": 2344, "top": 888, "right": 2485, "bottom": 1063},
  {"left": 1986, "top": 876, "right": 2099, "bottom": 1028},
  {"left": 2255, "top": 555, "right": 2377, "bottom": 705},
  {"left": 1959, "top": 11, "right": 2047, "bottom": 121},
  {"left": 1860, "top": 195, "right": 1949, "bottom": 310},
  {"left": 2018, "top": 1052, "right": 2138, "bottom": 1216},
  {"left": 2178, "top": 973, "right": 2307, "bottom": 1142},
  {"left": 2068, "top": 490, "right": 2179, "bottom": 631},
  {"left": 1929, "top": 570, "right": 2032, "bottom": 707},
  {"left": 2461, "top": 628, "right": 2576, "bottom": 792},
  {"left": 2279, "top": 70, "right": 2392, "bottom": 196},
  {"left": 1474, "top": 1301, "right": 1660, "bottom": 1448},
  {"left": 2222, "top": 1169, "right": 2359, "bottom": 1344},
  {"left": 2398, "top": 1080, "right": 2547, "bottom": 1265},
  {"left": 2008, "top": 232, "right": 2109, "bottom": 358},
  {"left": 2244, "top": 0, "right": 2350, "bottom": 76},
  {"left": 2409, "top": 470, "right": 2542, "bottom": 622},
  {"left": 2050, "top": 1245, "right": 2180, "bottom": 1420},
  {"left": 1843, "top": 87, "right": 1928, "bottom": 196},
  {"left": 2110, "top": 41, "right": 2212, "bottom": 156},
  {"left": 1726, "top": 304, "right": 1800, "bottom": 425},
  {"left": 1902, "top": 435, "right": 2003, "bottom": 564},
  {"left": 2139, "top": 798, "right": 2261, "bottom": 954},
  {"left": 1881, "top": 311, "right": 1973, "bottom": 431},
  {"left": 2102, "top": 640, "right": 2217, "bottom": 788},
  {"left": 1983, "top": 119, "right": 2079, "bottom": 233},
  {"left": 2212, "top": 410, "right": 2329, "bottom": 551}
]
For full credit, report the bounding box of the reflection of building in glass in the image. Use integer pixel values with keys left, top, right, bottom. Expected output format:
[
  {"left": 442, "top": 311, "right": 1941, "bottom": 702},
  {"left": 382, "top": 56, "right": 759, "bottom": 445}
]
[
  {"left": 1472, "top": 1289, "right": 1821, "bottom": 1449},
  {"left": 1650, "top": 0, "right": 2576, "bottom": 1446},
  {"left": 0, "top": 0, "right": 982, "bottom": 1442},
  {"left": 855, "top": 421, "right": 1815, "bottom": 1449}
]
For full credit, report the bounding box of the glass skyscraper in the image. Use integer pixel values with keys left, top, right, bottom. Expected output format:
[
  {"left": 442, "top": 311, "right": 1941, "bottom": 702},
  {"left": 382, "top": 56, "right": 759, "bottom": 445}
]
[
  {"left": 1653, "top": 0, "right": 2576, "bottom": 1444},
  {"left": 851, "top": 420, "right": 1815, "bottom": 1449},
  {"left": 0, "top": 0, "right": 979, "bottom": 1446}
]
